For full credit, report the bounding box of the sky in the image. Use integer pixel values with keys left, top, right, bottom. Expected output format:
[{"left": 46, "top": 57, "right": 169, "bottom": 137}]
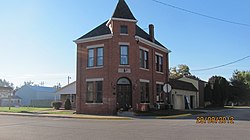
[{"left": 0, "top": 0, "right": 249, "bottom": 87}]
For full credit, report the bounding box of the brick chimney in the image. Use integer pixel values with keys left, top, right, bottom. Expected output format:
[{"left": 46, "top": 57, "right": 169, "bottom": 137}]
[{"left": 149, "top": 24, "right": 155, "bottom": 42}]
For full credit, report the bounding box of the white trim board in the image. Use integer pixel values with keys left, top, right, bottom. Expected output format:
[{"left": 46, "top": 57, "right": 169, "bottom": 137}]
[{"left": 86, "top": 78, "right": 104, "bottom": 82}]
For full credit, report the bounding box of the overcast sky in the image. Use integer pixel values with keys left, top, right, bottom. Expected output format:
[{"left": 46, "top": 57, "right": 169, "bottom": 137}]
[{"left": 0, "top": 0, "right": 249, "bottom": 87}]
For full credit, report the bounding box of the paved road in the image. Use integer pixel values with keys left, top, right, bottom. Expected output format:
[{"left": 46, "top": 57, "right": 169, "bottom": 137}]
[
  {"left": 182, "top": 108, "right": 250, "bottom": 121},
  {"left": 0, "top": 109, "right": 250, "bottom": 140}
]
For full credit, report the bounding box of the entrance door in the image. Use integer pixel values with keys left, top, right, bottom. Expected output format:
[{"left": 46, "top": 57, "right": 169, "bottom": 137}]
[{"left": 117, "top": 78, "right": 132, "bottom": 111}]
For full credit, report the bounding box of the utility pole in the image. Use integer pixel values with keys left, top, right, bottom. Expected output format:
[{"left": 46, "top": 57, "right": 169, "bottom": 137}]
[{"left": 67, "top": 76, "right": 71, "bottom": 85}]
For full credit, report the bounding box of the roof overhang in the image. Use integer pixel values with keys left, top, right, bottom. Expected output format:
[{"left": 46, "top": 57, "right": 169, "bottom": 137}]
[
  {"left": 74, "top": 34, "right": 113, "bottom": 44},
  {"left": 135, "top": 36, "right": 170, "bottom": 53},
  {"left": 106, "top": 18, "right": 138, "bottom": 26}
]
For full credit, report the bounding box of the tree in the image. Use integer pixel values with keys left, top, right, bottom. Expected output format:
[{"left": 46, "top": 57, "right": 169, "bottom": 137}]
[
  {"left": 64, "top": 98, "right": 72, "bottom": 110},
  {"left": 230, "top": 70, "right": 250, "bottom": 103},
  {"left": 170, "top": 64, "right": 191, "bottom": 79},
  {"left": 0, "top": 79, "right": 14, "bottom": 88},
  {"left": 207, "top": 76, "right": 229, "bottom": 107}
]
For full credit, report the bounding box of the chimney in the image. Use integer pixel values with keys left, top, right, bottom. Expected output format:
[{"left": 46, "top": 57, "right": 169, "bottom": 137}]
[{"left": 149, "top": 24, "right": 155, "bottom": 42}]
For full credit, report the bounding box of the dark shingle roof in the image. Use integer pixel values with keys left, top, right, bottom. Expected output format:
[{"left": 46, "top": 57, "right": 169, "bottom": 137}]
[
  {"left": 136, "top": 25, "right": 165, "bottom": 48},
  {"left": 77, "top": 20, "right": 111, "bottom": 40},
  {"left": 77, "top": 21, "right": 166, "bottom": 48},
  {"left": 169, "top": 79, "right": 198, "bottom": 92},
  {"left": 112, "top": 0, "right": 136, "bottom": 20}
]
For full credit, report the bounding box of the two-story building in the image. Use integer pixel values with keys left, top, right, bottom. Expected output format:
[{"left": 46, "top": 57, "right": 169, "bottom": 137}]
[{"left": 74, "top": 0, "right": 170, "bottom": 115}]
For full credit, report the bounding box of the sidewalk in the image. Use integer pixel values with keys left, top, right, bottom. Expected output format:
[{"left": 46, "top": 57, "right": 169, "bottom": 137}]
[{"left": 0, "top": 111, "right": 196, "bottom": 120}]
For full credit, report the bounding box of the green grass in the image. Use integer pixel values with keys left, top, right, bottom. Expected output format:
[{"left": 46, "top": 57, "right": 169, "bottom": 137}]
[{"left": 0, "top": 107, "right": 53, "bottom": 113}]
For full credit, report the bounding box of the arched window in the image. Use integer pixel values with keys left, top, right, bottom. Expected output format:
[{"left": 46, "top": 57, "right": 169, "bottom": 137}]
[{"left": 117, "top": 78, "right": 131, "bottom": 85}]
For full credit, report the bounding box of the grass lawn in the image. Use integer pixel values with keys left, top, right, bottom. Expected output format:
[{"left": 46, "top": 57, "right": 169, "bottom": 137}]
[
  {"left": 0, "top": 107, "right": 75, "bottom": 114},
  {"left": 0, "top": 107, "right": 53, "bottom": 113},
  {"left": 135, "top": 109, "right": 204, "bottom": 116}
]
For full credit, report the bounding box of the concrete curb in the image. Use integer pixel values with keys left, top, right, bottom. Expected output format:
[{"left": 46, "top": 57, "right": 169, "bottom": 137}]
[
  {"left": 0, "top": 112, "right": 132, "bottom": 120},
  {"left": 156, "top": 113, "right": 192, "bottom": 119}
]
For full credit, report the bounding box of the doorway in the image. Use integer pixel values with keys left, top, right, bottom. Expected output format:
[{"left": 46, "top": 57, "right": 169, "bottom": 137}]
[{"left": 117, "top": 78, "right": 132, "bottom": 111}]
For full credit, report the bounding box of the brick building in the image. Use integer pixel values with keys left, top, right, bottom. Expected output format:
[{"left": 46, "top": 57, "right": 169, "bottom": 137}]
[{"left": 74, "top": 0, "right": 170, "bottom": 115}]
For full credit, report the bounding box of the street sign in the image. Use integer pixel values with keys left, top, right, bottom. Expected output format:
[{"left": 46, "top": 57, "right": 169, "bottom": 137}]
[{"left": 163, "top": 83, "right": 172, "bottom": 93}]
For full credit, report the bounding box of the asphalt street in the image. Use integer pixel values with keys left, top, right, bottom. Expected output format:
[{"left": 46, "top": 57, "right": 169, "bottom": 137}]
[{"left": 0, "top": 108, "right": 250, "bottom": 140}]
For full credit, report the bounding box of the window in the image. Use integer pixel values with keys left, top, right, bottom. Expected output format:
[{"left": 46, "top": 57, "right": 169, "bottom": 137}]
[
  {"left": 97, "top": 47, "right": 103, "bottom": 66},
  {"left": 155, "top": 55, "right": 163, "bottom": 72},
  {"left": 120, "top": 45, "right": 129, "bottom": 65},
  {"left": 120, "top": 25, "right": 128, "bottom": 34},
  {"left": 140, "top": 82, "right": 149, "bottom": 103},
  {"left": 86, "top": 82, "right": 94, "bottom": 103},
  {"left": 88, "top": 49, "right": 94, "bottom": 67},
  {"left": 156, "top": 84, "right": 164, "bottom": 103},
  {"left": 140, "top": 49, "right": 149, "bottom": 69},
  {"left": 86, "top": 81, "right": 103, "bottom": 103}
]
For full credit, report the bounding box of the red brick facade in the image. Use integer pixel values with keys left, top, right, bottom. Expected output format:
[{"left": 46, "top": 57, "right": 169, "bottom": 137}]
[{"left": 75, "top": 0, "right": 169, "bottom": 115}]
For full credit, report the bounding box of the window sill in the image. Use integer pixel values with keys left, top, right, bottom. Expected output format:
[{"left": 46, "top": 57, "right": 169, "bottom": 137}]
[
  {"left": 86, "top": 66, "right": 103, "bottom": 70},
  {"left": 120, "top": 33, "right": 128, "bottom": 36},
  {"left": 156, "top": 71, "right": 164, "bottom": 74},
  {"left": 85, "top": 103, "right": 104, "bottom": 105},
  {"left": 140, "top": 67, "right": 149, "bottom": 71},
  {"left": 119, "top": 65, "right": 130, "bottom": 67}
]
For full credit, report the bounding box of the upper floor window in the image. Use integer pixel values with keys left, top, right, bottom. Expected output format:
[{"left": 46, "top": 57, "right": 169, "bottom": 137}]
[
  {"left": 120, "top": 25, "right": 128, "bottom": 34},
  {"left": 87, "top": 47, "right": 103, "bottom": 67},
  {"left": 155, "top": 54, "right": 163, "bottom": 72},
  {"left": 97, "top": 47, "right": 103, "bottom": 66},
  {"left": 140, "top": 49, "right": 149, "bottom": 69},
  {"left": 88, "top": 49, "right": 94, "bottom": 67},
  {"left": 120, "top": 45, "right": 129, "bottom": 65}
]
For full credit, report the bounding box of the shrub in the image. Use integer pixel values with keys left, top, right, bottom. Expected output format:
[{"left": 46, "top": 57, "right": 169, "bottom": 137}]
[
  {"left": 51, "top": 101, "right": 62, "bottom": 110},
  {"left": 64, "top": 98, "right": 72, "bottom": 110}
]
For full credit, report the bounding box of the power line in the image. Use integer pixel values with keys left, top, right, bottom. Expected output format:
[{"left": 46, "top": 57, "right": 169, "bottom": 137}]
[
  {"left": 191, "top": 55, "right": 250, "bottom": 72},
  {"left": 151, "top": 0, "right": 250, "bottom": 27}
]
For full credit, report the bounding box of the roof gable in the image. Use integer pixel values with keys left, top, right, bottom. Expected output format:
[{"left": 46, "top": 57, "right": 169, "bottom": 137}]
[{"left": 112, "top": 0, "right": 136, "bottom": 20}]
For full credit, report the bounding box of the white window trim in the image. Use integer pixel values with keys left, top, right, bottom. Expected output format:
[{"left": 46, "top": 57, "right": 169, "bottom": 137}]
[
  {"left": 86, "top": 78, "right": 104, "bottom": 82},
  {"left": 140, "top": 79, "right": 150, "bottom": 83},
  {"left": 120, "top": 33, "right": 129, "bottom": 36},
  {"left": 85, "top": 103, "right": 104, "bottom": 105},
  {"left": 86, "top": 66, "right": 103, "bottom": 70},
  {"left": 119, "top": 42, "right": 130, "bottom": 46},
  {"left": 119, "top": 65, "right": 130, "bottom": 67},
  {"left": 156, "top": 71, "right": 164, "bottom": 75},
  {"left": 156, "top": 81, "right": 164, "bottom": 85},
  {"left": 139, "top": 46, "right": 149, "bottom": 52},
  {"left": 155, "top": 52, "right": 163, "bottom": 57},
  {"left": 87, "top": 44, "right": 104, "bottom": 49},
  {"left": 140, "top": 67, "right": 149, "bottom": 71}
]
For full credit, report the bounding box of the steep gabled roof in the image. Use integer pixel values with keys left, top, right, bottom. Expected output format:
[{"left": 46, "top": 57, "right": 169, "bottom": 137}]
[
  {"left": 77, "top": 21, "right": 166, "bottom": 48},
  {"left": 169, "top": 79, "right": 198, "bottom": 92},
  {"left": 112, "top": 0, "right": 136, "bottom": 20},
  {"left": 77, "top": 20, "right": 111, "bottom": 40},
  {"left": 136, "top": 25, "right": 165, "bottom": 48}
]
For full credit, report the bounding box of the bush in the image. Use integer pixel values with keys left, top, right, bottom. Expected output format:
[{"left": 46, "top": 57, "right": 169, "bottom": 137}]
[
  {"left": 64, "top": 99, "right": 72, "bottom": 110},
  {"left": 51, "top": 101, "right": 62, "bottom": 110}
]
